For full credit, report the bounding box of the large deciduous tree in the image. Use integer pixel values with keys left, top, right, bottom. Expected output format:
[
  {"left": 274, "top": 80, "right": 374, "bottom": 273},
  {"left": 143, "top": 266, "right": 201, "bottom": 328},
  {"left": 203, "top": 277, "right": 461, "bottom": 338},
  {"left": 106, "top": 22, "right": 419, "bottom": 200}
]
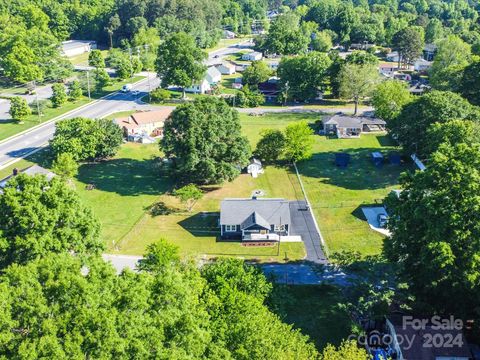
[
  {"left": 155, "top": 32, "right": 207, "bottom": 97},
  {"left": 384, "top": 140, "right": 480, "bottom": 317},
  {"left": 392, "top": 26, "right": 425, "bottom": 67},
  {"left": 242, "top": 61, "right": 271, "bottom": 87},
  {"left": 0, "top": 175, "right": 102, "bottom": 268},
  {"left": 261, "top": 12, "right": 310, "bottom": 55},
  {"left": 255, "top": 129, "right": 286, "bottom": 164},
  {"left": 460, "top": 59, "right": 480, "bottom": 106},
  {"left": 338, "top": 63, "right": 380, "bottom": 115},
  {"left": 388, "top": 91, "right": 480, "bottom": 158},
  {"left": 284, "top": 121, "right": 314, "bottom": 162},
  {"left": 372, "top": 80, "right": 413, "bottom": 123},
  {"left": 9, "top": 96, "right": 31, "bottom": 122},
  {"left": 161, "top": 97, "right": 251, "bottom": 184},
  {"left": 50, "top": 83, "right": 67, "bottom": 108},
  {"left": 429, "top": 35, "right": 471, "bottom": 91},
  {"left": 50, "top": 117, "right": 123, "bottom": 161},
  {"left": 277, "top": 52, "right": 332, "bottom": 102}
]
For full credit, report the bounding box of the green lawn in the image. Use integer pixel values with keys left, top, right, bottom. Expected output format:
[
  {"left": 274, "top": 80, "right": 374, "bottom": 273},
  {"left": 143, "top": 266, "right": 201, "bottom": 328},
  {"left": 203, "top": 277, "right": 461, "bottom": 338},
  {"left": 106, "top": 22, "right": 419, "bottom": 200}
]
[
  {"left": 68, "top": 50, "right": 109, "bottom": 66},
  {"left": 298, "top": 134, "right": 409, "bottom": 256},
  {"left": 268, "top": 284, "right": 354, "bottom": 350},
  {"left": 205, "top": 38, "right": 249, "bottom": 52}
]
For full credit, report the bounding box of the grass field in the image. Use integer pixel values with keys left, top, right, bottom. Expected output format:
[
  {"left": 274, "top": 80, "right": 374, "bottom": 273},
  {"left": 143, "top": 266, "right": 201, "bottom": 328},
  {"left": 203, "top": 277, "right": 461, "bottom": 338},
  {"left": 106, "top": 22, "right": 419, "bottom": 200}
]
[
  {"left": 268, "top": 284, "right": 354, "bottom": 350},
  {"left": 298, "top": 134, "right": 409, "bottom": 256},
  {"left": 68, "top": 50, "right": 109, "bottom": 66}
]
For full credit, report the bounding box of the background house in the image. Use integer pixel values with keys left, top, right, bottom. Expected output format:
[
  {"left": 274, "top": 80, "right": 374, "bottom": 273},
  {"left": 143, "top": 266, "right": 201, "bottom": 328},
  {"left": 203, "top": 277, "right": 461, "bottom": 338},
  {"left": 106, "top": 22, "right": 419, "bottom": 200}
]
[
  {"left": 0, "top": 165, "right": 56, "bottom": 191},
  {"left": 205, "top": 66, "right": 222, "bottom": 84},
  {"left": 186, "top": 78, "right": 211, "bottom": 94},
  {"left": 223, "top": 30, "right": 236, "bottom": 39},
  {"left": 242, "top": 51, "right": 263, "bottom": 61},
  {"left": 220, "top": 197, "right": 291, "bottom": 241},
  {"left": 323, "top": 115, "right": 386, "bottom": 138},
  {"left": 414, "top": 58, "right": 433, "bottom": 72},
  {"left": 61, "top": 40, "right": 97, "bottom": 57},
  {"left": 116, "top": 109, "right": 172, "bottom": 140},
  {"left": 216, "top": 62, "right": 236, "bottom": 75}
]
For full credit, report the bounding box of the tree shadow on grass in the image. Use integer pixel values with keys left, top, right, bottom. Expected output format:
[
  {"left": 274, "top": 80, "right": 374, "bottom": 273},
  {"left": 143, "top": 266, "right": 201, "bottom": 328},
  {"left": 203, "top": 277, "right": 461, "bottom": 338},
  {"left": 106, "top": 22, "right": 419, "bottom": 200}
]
[
  {"left": 77, "top": 158, "right": 173, "bottom": 196},
  {"left": 297, "top": 147, "right": 410, "bottom": 191},
  {"left": 177, "top": 212, "right": 220, "bottom": 237}
]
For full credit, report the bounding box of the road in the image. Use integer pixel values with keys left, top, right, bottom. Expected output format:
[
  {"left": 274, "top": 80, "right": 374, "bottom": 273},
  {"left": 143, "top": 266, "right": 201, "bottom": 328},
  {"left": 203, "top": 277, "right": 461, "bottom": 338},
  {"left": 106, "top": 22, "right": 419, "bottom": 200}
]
[{"left": 0, "top": 74, "right": 160, "bottom": 170}]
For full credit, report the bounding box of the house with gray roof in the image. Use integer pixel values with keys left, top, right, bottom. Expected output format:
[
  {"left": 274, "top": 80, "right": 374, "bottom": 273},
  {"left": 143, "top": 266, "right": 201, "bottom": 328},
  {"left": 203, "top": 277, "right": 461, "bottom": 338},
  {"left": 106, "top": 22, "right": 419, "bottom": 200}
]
[
  {"left": 220, "top": 197, "right": 291, "bottom": 241},
  {"left": 322, "top": 114, "right": 386, "bottom": 138},
  {"left": 0, "top": 165, "right": 56, "bottom": 192}
]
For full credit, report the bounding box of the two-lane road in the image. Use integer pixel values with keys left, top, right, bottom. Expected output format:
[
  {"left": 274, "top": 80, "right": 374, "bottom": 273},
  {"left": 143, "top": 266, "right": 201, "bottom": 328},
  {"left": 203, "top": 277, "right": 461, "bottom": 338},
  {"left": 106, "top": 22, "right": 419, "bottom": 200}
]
[{"left": 0, "top": 75, "right": 160, "bottom": 169}]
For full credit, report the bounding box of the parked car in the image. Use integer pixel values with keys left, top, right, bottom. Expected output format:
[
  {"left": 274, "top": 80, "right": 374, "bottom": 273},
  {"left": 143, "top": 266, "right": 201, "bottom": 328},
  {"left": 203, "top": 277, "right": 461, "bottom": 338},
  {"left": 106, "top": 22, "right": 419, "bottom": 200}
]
[
  {"left": 121, "top": 84, "right": 132, "bottom": 92},
  {"left": 132, "top": 90, "right": 139, "bottom": 96},
  {"left": 377, "top": 213, "right": 388, "bottom": 228}
]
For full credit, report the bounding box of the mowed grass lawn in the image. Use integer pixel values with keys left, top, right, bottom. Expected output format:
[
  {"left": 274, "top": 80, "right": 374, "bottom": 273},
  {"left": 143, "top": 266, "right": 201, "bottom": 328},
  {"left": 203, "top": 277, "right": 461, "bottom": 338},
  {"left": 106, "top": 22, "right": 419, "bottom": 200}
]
[{"left": 298, "top": 134, "right": 409, "bottom": 255}]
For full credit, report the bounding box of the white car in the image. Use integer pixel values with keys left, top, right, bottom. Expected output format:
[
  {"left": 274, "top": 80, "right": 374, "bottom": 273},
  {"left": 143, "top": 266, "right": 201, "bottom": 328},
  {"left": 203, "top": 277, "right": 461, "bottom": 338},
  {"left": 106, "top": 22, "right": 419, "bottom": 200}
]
[{"left": 121, "top": 84, "right": 132, "bottom": 92}]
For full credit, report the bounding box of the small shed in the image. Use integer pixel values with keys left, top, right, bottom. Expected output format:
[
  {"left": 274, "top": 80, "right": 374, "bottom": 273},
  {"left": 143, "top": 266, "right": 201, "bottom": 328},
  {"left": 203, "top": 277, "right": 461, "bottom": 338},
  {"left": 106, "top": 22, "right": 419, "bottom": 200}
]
[
  {"left": 247, "top": 158, "right": 264, "bottom": 178},
  {"left": 389, "top": 151, "right": 401, "bottom": 165},
  {"left": 335, "top": 153, "right": 350, "bottom": 167},
  {"left": 371, "top": 152, "right": 384, "bottom": 168}
]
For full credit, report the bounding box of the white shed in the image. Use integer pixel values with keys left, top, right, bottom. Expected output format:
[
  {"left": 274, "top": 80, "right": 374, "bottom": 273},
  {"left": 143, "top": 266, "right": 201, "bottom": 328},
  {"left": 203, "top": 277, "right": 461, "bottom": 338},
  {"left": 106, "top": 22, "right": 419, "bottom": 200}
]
[
  {"left": 205, "top": 66, "right": 222, "bottom": 84},
  {"left": 247, "top": 158, "right": 264, "bottom": 178}
]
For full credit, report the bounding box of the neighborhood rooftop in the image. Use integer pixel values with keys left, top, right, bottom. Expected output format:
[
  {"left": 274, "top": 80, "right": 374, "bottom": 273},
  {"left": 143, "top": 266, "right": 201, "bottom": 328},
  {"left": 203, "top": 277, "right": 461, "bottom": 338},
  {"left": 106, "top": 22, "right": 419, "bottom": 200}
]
[
  {"left": 220, "top": 198, "right": 291, "bottom": 227},
  {"left": 116, "top": 109, "right": 173, "bottom": 128}
]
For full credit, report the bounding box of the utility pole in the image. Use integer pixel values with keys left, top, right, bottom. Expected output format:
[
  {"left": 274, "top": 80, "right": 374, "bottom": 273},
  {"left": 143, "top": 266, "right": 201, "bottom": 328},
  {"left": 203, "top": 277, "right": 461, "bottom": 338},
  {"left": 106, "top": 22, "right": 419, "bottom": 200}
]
[
  {"left": 86, "top": 70, "right": 91, "bottom": 99},
  {"left": 33, "top": 80, "right": 41, "bottom": 122}
]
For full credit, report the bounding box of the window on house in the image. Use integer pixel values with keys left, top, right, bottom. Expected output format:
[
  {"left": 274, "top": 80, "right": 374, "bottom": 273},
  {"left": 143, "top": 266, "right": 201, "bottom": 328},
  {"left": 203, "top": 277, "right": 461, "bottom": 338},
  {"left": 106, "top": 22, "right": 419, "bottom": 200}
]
[
  {"left": 225, "top": 225, "right": 237, "bottom": 232},
  {"left": 274, "top": 224, "right": 286, "bottom": 232}
]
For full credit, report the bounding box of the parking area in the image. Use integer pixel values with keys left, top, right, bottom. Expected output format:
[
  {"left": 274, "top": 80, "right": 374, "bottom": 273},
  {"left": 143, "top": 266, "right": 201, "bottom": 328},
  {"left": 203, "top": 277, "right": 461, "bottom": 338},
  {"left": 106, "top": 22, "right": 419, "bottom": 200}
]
[
  {"left": 361, "top": 206, "right": 391, "bottom": 236},
  {"left": 289, "top": 200, "right": 327, "bottom": 264}
]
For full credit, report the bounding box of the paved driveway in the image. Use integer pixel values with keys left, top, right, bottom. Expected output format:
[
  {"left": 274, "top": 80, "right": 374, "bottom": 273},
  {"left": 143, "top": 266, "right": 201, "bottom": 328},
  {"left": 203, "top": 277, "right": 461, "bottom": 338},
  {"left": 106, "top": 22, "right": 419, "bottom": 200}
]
[{"left": 289, "top": 201, "right": 327, "bottom": 264}]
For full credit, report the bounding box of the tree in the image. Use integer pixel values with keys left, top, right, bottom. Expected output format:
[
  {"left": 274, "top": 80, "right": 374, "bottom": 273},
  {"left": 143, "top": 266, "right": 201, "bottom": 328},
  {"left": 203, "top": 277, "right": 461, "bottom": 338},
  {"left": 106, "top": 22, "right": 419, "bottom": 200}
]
[
  {"left": 174, "top": 184, "right": 204, "bottom": 212},
  {"left": 88, "top": 49, "right": 105, "bottom": 68},
  {"left": 161, "top": 97, "right": 251, "bottom": 184},
  {"left": 261, "top": 12, "right": 310, "bottom": 55},
  {"left": 0, "top": 175, "right": 102, "bottom": 267},
  {"left": 150, "top": 88, "right": 171, "bottom": 103},
  {"left": 2, "top": 43, "right": 43, "bottom": 83},
  {"left": 9, "top": 96, "right": 31, "bottom": 122},
  {"left": 137, "top": 239, "right": 180, "bottom": 272},
  {"left": 424, "top": 119, "right": 480, "bottom": 156},
  {"left": 50, "top": 83, "right": 67, "bottom": 108},
  {"left": 392, "top": 27, "right": 425, "bottom": 67},
  {"left": 372, "top": 80, "right": 413, "bottom": 123},
  {"left": 284, "top": 121, "right": 314, "bottom": 162},
  {"left": 389, "top": 91, "right": 480, "bottom": 157},
  {"left": 68, "top": 80, "right": 83, "bottom": 101},
  {"left": 93, "top": 68, "right": 111, "bottom": 92},
  {"left": 320, "top": 340, "right": 369, "bottom": 360},
  {"left": 429, "top": 35, "right": 471, "bottom": 91},
  {"left": 384, "top": 141, "right": 480, "bottom": 317},
  {"left": 277, "top": 52, "right": 332, "bottom": 101},
  {"left": 311, "top": 31, "right": 333, "bottom": 52},
  {"left": 338, "top": 63, "right": 380, "bottom": 115},
  {"left": 155, "top": 32, "right": 207, "bottom": 98},
  {"left": 460, "top": 59, "right": 480, "bottom": 106},
  {"left": 52, "top": 152, "right": 79, "bottom": 179},
  {"left": 96, "top": 119, "right": 124, "bottom": 159},
  {"left": 255, "top": 129, "right": 286, "bottom": 163},
  {"left": 242, "top": 61, "right": 271, "bottom": 87},
  {"left": 105, "top": 14, "right": 121, "bottom": 48},
  {"left": 50, "top": 117, "right": 122, "bottom": 161},
  {"left": 231, "top": 85, "right": 265, "bottom": 107}
]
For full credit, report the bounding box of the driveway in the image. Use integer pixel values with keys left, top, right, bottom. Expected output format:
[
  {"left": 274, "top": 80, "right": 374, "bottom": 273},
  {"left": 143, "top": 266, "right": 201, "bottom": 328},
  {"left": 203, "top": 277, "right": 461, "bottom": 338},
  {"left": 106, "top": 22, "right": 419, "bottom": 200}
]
[{"left": 289, "top": 200, "right": 327, "bottom": 264}]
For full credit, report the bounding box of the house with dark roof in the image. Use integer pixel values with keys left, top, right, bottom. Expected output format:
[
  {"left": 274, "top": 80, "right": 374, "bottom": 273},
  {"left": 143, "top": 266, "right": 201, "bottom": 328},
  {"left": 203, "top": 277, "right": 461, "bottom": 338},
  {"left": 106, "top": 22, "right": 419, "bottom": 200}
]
[
  {"left": 322, "top": 115, "right": 386, "bottom": 138},
  {"left": 220, "top": 198, "right": 291, "bottom": 241}
]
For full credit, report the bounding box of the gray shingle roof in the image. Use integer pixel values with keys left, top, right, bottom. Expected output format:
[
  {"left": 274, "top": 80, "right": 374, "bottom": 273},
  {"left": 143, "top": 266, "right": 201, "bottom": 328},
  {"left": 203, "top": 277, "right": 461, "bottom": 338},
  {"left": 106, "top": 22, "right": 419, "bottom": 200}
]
[
  {"left": 323, "top": 115, "right": 386, "bottom": 128},
  {"left": 220, "top": 198, "right": 291, "bottom": 228},
  {"left": 241, "top": 211, "right": 271, "bottom": 230}
]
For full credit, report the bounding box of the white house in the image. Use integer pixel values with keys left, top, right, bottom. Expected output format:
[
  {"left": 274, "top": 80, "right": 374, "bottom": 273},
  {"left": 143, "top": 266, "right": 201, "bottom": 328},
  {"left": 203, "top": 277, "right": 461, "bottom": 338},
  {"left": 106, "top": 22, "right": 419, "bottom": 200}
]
[
  {"left": 185, "top": 78, "right": 211, "bottom": 94},
  {"left": 223, "top": 30, "right": 236, "bottom": 39},
  {"left": 414, "top": 58, "right": 432, "bottom": 72},
  {"left": 246, "top": 158, "right": 264, "bottom": 178},
  {"left": 216, "top": 62, "right": 236, "bottom": 75},
  {"left": 61, "top": 40, "right": 97, "bottom": 57},
  {"left": 242, "top": 52, "right": 263, "bottom": 61},
  {"left": 386, "top": 51, "right": 400, "bottom": 62},
  {"left": 205, "top": 66, "right": 222, "bottom": 84},
  {"left": 379, "top": 63, "right": 398, "bottom": 76}
]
